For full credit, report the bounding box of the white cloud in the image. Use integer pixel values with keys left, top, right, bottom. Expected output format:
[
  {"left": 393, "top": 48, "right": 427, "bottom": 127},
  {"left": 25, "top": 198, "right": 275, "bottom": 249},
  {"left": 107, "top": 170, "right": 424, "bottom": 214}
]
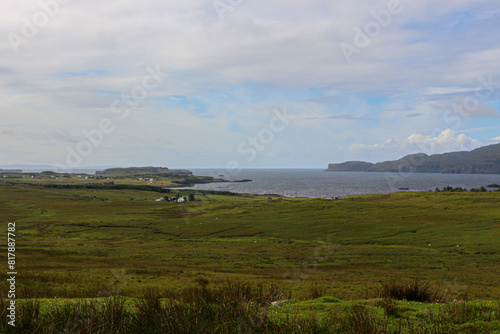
[
  {"left": 1, "top": 0, "right": 500, "bottom": 167},
  {"left": 347, "top": 139, "right": 397, "bottom": 152},
  {"left": 403, "top": 129, "right": 479, "bottom": 154},
  {"left": 423, "top": 87, "right": 475, "bottom": 96},
  {"left": 343, "top": 129, "right": 482, "bottom": 163}
]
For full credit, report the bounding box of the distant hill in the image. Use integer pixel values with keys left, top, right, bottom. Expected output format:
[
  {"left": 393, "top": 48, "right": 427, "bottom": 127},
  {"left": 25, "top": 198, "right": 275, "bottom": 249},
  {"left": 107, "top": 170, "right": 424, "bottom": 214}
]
[
  {"left": 0, "top": 168, "right": 22, "bottom": 173},
  {"left": 96, "top": 166, "right": 193, "bottom": 176},
  {"left": 326, "top": 143, "right": 500, "bottom": 174}
]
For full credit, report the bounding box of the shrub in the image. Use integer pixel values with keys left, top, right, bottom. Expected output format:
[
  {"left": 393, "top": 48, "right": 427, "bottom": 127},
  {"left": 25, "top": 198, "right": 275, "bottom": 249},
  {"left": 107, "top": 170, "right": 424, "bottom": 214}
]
[{"left": 379, "top": 280, "right": 441, "bottom": 302}]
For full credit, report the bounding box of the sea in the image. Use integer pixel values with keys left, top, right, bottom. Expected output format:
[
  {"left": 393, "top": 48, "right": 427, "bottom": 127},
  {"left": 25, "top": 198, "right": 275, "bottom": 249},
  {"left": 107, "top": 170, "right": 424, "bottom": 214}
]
[
  {"left": 17, "top": 168, "right": 500, "bottom": 198},
  {"left": 187, "top": 169, "right": 500, "bottom": 198}
]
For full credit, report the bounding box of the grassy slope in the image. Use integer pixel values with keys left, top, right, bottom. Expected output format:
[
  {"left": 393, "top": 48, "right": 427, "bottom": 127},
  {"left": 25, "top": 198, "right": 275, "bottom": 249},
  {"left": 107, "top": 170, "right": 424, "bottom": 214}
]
[{"left": 1, "top": 182, "right": 499, "bottom": 300}]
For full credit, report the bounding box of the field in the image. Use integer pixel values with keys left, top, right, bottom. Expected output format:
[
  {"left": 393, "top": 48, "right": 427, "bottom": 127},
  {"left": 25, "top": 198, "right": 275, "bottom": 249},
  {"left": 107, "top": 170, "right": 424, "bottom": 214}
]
[{"left": 1, "top": 179, "right": 500, "bottom": 332}]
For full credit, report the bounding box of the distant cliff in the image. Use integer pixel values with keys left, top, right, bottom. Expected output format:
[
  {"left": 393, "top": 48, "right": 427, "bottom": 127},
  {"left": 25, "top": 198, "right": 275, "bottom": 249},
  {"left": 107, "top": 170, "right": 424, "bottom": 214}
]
[{"left": 326, "top": 143, "right": 500, "bottom": 174}]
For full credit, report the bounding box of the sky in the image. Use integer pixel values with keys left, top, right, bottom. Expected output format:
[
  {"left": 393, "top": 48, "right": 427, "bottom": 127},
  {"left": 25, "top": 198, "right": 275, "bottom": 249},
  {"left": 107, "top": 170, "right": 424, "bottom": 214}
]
[{"left": 1, "top": 0, "right": 500, "bottom": 170}]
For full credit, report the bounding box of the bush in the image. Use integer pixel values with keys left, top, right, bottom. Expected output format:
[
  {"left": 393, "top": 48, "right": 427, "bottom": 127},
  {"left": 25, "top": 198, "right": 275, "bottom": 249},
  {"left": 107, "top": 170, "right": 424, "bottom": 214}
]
[{"left": 379, "top": 280, "right": 441, "bottom": 302}]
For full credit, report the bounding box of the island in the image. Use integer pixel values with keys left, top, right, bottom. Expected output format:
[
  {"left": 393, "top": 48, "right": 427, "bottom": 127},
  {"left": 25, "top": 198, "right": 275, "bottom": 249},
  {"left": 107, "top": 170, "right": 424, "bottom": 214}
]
[{"left": 95, "top": 166, "right": 193, "bottom": 176}]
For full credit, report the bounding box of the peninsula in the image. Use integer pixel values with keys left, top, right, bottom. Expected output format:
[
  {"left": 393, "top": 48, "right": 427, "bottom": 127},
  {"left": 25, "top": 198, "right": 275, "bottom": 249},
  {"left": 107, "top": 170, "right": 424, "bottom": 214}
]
[{"left": 326, "top": 143, "right": 500, "bottom": 174}]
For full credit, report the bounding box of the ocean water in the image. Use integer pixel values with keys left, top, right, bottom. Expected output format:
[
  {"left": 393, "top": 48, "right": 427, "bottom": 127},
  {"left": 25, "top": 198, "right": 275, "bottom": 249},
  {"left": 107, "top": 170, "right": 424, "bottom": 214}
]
[
  {"left": 17, "top": 168, "right": 500, "bottom": 198},
  {"left": 188, "top": 169, "right": 500, "bottom": 198}
]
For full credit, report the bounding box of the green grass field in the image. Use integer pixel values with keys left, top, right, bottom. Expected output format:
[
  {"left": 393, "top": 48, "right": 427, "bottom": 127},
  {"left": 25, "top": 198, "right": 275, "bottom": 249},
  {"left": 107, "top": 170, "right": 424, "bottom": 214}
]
[{"left": 1, "top": 180, "right": 499, "bottom": 332}]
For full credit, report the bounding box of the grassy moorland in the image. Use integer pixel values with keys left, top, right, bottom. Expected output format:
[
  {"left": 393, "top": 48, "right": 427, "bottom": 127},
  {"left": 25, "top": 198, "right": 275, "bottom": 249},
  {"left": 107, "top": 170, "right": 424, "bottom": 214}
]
[{"left": 1, "top": 179, "right": 499, "bottom": 332}]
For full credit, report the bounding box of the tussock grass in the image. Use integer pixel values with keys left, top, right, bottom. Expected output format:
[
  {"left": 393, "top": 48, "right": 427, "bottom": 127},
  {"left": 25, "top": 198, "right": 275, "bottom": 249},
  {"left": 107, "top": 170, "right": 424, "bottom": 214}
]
[
  {"left": 0, "top": 283, "right": 279, "bottom": 333},
  {"left": 379, "top": 280, "right": 442, "bottom": 302},
  {"left": 432, "top": 301, "right": 500, "bottom": 324},
  {"left": 308, "top": 283, "right": 325, "bottom": 300},
  {"left": 381, "top": 297, "right": 400, "bottom": 317},
  {"left": 2, "top": 292, "right": 499, "bottom": 333},
  {"left": 343, "top": 305, "right": 389, "bottom": 334}
]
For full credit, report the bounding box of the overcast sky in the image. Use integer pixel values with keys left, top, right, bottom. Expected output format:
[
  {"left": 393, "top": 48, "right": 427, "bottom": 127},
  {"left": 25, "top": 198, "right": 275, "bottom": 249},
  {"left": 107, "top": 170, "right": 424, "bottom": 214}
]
[{"left": 1, "top": 0, "right": 500, "bottom": 169}]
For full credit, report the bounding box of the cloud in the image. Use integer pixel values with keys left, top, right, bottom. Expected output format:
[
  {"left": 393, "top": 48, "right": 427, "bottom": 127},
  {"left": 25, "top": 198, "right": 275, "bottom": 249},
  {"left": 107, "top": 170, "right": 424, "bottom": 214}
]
[
  {"left": 423, "top": 87, "right": 476, "bottom": 96},
  {"left": 305, "top": 96, "right": 345, "bottom": 104},
  {"left": 403, "top": 128, "right": 479, "bottom": 154},
  {"left": 1, "top": 0, "right": 500, "bottom": 167},
  {"left": 406, "top": 113, "right": 424, "bottom": 118},
  {"left": 460, "top": 127, "right": 500, "bottom": 133},
  {"left": 327, "top": 114, "right": 380, "bottom": 122},
  {"left": 347, "top": 139, "right": 397, "bottom": 152},
  {"left": 343, "top": 129, "right": 481, "bottom": 163}
]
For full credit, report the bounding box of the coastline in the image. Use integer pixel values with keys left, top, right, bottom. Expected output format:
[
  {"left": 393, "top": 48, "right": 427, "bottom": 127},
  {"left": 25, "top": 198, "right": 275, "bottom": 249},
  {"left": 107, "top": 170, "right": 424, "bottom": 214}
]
[{"left": 187, "top": 169, "right": 500, "bottom": 198}]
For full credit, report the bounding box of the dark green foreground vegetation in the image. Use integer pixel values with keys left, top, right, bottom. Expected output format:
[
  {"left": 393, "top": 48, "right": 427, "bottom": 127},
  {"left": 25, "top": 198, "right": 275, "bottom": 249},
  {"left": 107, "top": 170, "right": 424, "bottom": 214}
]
[
  {"left": 1, "top": 283, "right": 499, "bottom": 333},
  {"left": 1, "top": 180, "right": 499, "bottom": 332}
]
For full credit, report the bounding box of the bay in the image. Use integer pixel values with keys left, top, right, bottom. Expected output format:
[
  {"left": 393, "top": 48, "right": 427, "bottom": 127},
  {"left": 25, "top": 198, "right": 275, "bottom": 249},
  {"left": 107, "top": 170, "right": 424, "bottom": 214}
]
[{"left": 188, "top": 169, "right": 500, "bottom": 198}]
